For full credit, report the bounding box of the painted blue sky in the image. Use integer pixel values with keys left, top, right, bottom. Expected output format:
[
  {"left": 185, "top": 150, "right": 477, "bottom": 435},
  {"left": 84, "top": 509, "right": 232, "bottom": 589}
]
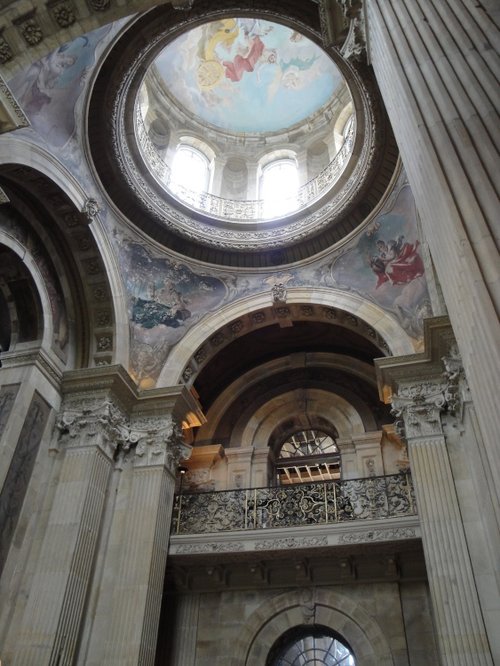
[{"left": 154, "top": 18, "right": 343, "bottom": 134}]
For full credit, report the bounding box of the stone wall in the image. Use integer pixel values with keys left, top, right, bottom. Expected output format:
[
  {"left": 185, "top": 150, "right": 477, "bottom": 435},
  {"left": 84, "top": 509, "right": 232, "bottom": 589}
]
[{"left": 163, "top": 582, "right": 438, "bottom": 666}]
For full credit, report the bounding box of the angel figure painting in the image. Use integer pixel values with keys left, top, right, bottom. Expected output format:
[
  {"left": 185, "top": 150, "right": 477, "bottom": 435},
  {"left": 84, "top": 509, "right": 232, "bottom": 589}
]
[
  {"left": 153, "top": 18, "right": 343, "bottom": 134},
  {"left": 331, "top": 183, "right": 432, "bottom": 344}
]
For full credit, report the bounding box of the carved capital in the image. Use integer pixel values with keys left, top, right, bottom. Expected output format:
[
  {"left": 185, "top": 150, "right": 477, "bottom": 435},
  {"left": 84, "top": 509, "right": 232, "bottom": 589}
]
[
  {"left": 391, "top": 381, "right": 448, "bottom": 440},
  {"left": 318, "top": 0, "right": 366, "bottom": 60},
  {"left": 442, "top": 343, "right": 469, "bottom": 414},
  {"left": 56, "top": 398, "right": 125, "bottom": 457},
  {"left": 127, "top": 418, "right": 191, "bottom": 472}
]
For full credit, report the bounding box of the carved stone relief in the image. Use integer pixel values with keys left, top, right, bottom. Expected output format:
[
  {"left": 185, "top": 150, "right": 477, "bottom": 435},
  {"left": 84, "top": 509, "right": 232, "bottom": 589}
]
[
  {"left": 0, "top": 392, "right": 51, "bottom": 573},
  {"left": 0, "top": 384, "right": 19, "bottom": 436}
]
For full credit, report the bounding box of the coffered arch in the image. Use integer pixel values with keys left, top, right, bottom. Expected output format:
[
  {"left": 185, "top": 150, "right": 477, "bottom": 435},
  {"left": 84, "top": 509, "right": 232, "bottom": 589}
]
[
  {"left": 158, "top": 288, "right": 414, "bottom": 388},
  {"left": 0, "top": 145, "right": 127, "bottom": 368}
]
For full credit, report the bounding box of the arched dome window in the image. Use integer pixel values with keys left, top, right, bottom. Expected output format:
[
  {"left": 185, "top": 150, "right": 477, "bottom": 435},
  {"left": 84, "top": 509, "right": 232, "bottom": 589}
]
[
  {"left": 170, "top": 143, "right": 211, "bottom": 194},
  {"left": 260, "top": 158, "right": 299, "bottom": 219},
  {"left": 267, "top": 626, "right": 355, "bottom": 666},
  {"left": 276, "top": 429, "right": 340, "bottom": 485}
]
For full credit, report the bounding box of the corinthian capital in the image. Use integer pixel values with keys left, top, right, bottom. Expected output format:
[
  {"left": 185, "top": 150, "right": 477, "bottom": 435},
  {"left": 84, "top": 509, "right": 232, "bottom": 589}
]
[
  {"left": 128, "top": 417, "right": 191, "bottom": 472},
  {"left": 391, "top": 380, "right": 448, "bottom": 440},
  {"left": 56, "top": 397, "right": 126, "bottom": 456}
]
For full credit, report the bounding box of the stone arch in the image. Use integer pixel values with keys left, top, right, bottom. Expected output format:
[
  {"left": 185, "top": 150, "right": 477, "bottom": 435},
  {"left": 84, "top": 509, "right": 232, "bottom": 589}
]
[
  {"left": 231, "top": 588, "right": 395, "bottom": 666},
  {"left": 237, "top": 388, "right": 366, "bottom": 450},
  {"left": 0, "top": 238, "right": 49, "bottom": 351},
  {"left": 195, "top": 352, "right": 378, "bottom": 447},
  {"left": 0, "top": 139, "right": 129, "bottom": 369},
  {"left": 158, "top": 288, "right": 413, "bottom": 387}
]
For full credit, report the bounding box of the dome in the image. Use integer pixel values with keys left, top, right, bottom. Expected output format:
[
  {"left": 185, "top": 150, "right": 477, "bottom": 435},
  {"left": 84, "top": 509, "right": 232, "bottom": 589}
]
[
  {"left": 136, "top": 18, "right": 356, "bottom": 223},
  {"left": 88, "top": 4, "right": 398, "bottom": 266}
]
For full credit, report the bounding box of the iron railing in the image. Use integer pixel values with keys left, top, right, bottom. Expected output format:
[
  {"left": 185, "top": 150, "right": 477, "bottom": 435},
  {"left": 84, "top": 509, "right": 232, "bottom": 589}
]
[{"left": 172, "top": 473, "right": 416, "bottom": 535}]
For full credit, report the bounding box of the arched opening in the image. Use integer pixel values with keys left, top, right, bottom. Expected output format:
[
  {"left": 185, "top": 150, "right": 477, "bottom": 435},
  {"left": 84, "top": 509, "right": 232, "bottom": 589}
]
[
  {"left": 170, "top": 143, "right": 211, "bottom": 194},
  {"left": 266, "top": 625, "right": 355, "bottom": 666},
  {"left": 275, "top": 428, "right": 341, "bottom": 485},
  {"left": 260, "top": 157, "right": 299, "bottom": 218}
]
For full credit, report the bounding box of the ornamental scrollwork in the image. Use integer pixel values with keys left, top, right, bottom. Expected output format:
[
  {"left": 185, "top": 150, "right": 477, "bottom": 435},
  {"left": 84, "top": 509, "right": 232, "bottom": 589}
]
[
  {"left": 55, "top": 399, "right": 189, "bottom": 471},
  {"left": 391, "top": 379, "right": 450, "bottom": 440},
  {"left": 172, "top": 473, "right": 416, "bottom": 535},
  {"left": 391, "top": 347, "right": 468, "bottom": 440},
  {"left": 338, "top": 527, "right": 416, "bottom": 544},
  {"left": 442, "top": 343, "right": 469, "bottom": 414}
]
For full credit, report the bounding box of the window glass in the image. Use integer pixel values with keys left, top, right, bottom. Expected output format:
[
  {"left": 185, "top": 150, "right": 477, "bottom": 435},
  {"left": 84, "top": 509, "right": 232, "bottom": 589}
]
[
  {"left": 268, "top": 627, "right": 355, "bottom": 666},
  {"left": 171, "top": 144, "right": 210, "bottom": 193},
  {"left": 261, "top": 159, "right": 299, "bottom": 218},
  {"left": 276, "top": 429, "right": 340, "bottom": 485}
]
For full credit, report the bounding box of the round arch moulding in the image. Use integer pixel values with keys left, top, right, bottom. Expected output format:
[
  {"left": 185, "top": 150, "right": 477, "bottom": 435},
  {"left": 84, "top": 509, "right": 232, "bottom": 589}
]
[
  {"left": 157, "top": 288, "right": 414, "bottom": 387},
  {"left": 232, "top": 587, "right": 395, "bottom": 666}
]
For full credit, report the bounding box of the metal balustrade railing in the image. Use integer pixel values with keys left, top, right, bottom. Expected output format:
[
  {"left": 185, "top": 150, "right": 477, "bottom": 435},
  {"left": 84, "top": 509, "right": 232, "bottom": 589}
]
[
  {"left": 136, "top": 112, "right": 356, "bottom": 222},
  {"left": 172, "top": 473, "right": 416, "bottom": 535}
]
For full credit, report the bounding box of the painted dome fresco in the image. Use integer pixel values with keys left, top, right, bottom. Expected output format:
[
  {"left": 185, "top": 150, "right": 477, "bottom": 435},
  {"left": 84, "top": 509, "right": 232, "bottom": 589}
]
[
  {"left": 152, "top": 18, "right": 344, "bottom": 134},
  {"left": 88, "top": 5, "right": 398, "bottom": 266}
]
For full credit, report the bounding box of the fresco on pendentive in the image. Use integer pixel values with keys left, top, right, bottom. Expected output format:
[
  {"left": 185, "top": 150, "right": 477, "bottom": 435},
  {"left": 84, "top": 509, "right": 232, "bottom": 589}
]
[
  {"left": 330, "top": 183, "right": 431, "bottom": 342},
  {"left": 122, "top": 242, "right": 228, "bottom": 387},
  {"left": 8, "top": 24, "right": 115, "bottom": 150}
]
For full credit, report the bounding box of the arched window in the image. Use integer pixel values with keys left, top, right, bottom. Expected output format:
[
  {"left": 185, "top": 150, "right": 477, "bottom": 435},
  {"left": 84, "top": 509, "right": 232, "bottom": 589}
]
[
  {"left": 267, "top": 626, "right": 355, "bottom": 666},
  {"left": 170, "top": 144, "right": 210, "bottom": 194},
  {"left": 260, "top": 158, "right": 299, "bottom": 218},
  {"left": 276, "top": 429, "right": 340, "bottom": 485}
]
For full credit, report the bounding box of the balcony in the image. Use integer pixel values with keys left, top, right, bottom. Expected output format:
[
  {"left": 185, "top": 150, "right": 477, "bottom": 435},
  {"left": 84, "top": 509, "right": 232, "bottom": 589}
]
[
  {"left": 167, "top": 474, "right": 422, "bottom": 588},
  {"left": 172, "top": 473, "right": 416, "bottom": 535}
]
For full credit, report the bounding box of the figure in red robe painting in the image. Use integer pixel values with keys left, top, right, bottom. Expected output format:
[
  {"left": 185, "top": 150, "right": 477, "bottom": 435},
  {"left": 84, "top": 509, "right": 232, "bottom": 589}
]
[
  {"left": 223, "top": 35, "right": 266, "bottom": 82},
  {"left": 370, "top": 236, "right": 424, "bottom": 288}
]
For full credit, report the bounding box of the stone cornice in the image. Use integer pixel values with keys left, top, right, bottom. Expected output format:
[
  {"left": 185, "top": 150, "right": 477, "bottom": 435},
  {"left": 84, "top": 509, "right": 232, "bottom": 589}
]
[
  {"left": 60, "top": 363, "right": 205, "bottom": 426},
  {"left": 169, "top": 514, "right": 420, "bottom": 558},
  {"left": 0, "top": 344, "right": 64, "bottom": 389},
  {"left": 375, "top": 316, "right": 453, "bottom": 402}
]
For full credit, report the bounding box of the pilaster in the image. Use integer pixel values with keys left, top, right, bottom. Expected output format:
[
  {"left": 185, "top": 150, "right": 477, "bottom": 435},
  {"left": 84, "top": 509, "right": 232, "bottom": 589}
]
[
  {"left": 365, "top": 0, "right": 500, "bottom": 517},
  {"left": 85, "top": 383, "right": 200, "bottom": 666},
  {"left": 377, "top": 318, "right": 494, "bottom": 665},
  {"left": 170, "top": 594, "right": 200, "bottom": 666},
  {"left": 12, "top": 371, "right": 127, "bottom": 666}
]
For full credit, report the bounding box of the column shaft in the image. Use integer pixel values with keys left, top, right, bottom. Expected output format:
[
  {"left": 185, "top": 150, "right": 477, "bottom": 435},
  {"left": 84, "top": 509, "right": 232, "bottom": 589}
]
[
  {"left": 409, "top": 435, "right": 492, "bottom": 665},
  {"left": 366, "top": 0, "right": 500, "bottom": 506},
  {"left": 13, "top": 445, "right": 112, "bottom": 665},
  {"left": 171, "top": 594, "right": 200, "bottom": 666},
  {"left": 102, "top": 465, "right": 175, "bottom": 665}
]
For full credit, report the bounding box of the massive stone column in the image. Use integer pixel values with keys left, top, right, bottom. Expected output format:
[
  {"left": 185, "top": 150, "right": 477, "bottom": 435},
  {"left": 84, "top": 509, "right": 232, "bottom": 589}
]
[
  {"left": 99, "top": 420, "right": 190, "bottom": 665},
  {"left": 83, "top": 385, "right": 203, "bottom": 666},
  {"left": 377, "top": 319, "right": 494, "bottom": 665},
  {"left": 11, "top": 367, "right": 131, "bottom": 666},
  {"left": 364, "top": 0, "right": 500, "bottom": 511}
]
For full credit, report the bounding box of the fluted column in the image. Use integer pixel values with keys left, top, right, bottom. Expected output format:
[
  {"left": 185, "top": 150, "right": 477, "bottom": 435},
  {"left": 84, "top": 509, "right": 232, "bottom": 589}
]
[
  {"left": 390, "top": 382, "right": 492, "bottom": 665},
  {"left": 171, "top": 594, "right": 200, "bottom": 666},
  {"left": 12, "top": 382, "right": 125, "bottom": 665},
  {"left": 96, "top": 418, "right": 191, "bottom": 666},
  {"left": 365, "top": 0, "right": 500, "bottom": 509}
]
